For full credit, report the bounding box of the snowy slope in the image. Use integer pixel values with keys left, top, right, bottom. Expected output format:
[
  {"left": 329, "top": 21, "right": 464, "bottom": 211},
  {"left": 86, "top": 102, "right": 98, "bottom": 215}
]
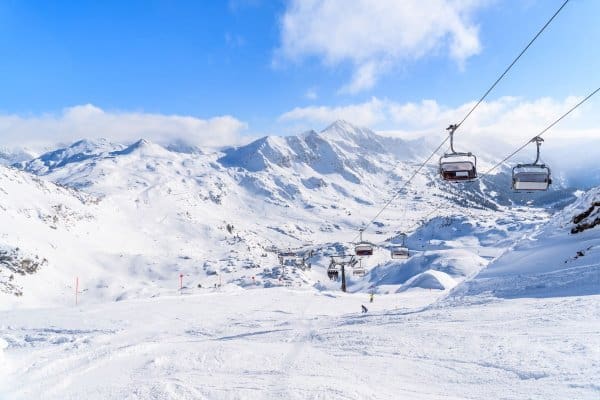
[
  {"left": 0, "top": 160, "right": 300, "bottom": 308},
  {"left": 0, "top": 288, "right": 598, "bottom": 399},
  {"left": 455, "top": 187, "right": 600, "bottom": 299},
  {"left": 0, "top": 166, "right": 103, "bottom": 304}
]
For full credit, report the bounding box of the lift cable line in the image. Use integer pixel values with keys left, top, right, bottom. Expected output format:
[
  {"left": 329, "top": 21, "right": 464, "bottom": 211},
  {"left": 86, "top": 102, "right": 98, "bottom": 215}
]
[
  {"left": 349, "top": 0, "right": 570, "bottom": 244},
  {"left": 454, "top": 0, "right": 571, "bottom": 131},
  {"left": 393, "top": 85, "right": 600, "bottom": 243},
  {"left": 479, "top": 86, "right": 600, "bottom": 178},
  {"left": 351, "top": 138, "right": 450, "bottom": 243}
]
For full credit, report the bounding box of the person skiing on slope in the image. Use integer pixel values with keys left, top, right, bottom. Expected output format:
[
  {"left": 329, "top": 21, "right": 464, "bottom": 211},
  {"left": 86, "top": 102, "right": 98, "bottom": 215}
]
[{"left": 361, "top": 305, "right": 368, "bottom": 313}]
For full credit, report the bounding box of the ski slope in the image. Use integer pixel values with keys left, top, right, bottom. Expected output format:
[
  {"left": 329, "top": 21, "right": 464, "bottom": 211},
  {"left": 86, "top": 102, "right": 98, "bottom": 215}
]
[{"left": 1, "top": 288, "right": 598, "bottom": 399}]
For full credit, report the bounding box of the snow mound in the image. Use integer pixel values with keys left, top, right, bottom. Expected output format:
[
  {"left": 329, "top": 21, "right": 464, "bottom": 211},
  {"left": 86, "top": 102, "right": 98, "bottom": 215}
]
[{"left": 398, "top": 270, "right": 457, "bottom": 291}]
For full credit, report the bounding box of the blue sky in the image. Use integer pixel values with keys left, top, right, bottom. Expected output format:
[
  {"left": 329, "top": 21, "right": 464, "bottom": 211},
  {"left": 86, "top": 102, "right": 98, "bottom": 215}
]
[{"left": 0, "top": 0, "right": 598, "bottom": 147}]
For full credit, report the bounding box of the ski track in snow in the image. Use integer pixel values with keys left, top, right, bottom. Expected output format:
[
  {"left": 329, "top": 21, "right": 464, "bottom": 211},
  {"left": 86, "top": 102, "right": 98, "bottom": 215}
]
[{"left": 1, "top": 289, "right": 598, "bottom": 400}]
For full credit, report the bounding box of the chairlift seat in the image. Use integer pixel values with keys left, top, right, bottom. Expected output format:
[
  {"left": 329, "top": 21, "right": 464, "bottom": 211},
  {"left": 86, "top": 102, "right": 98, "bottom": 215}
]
[
  {"left": 512, "top": 164, "right": 551, "bottom": 191},
  {"left": 439, "top": 124, "right": 477, "bottom": 182},
  {"left": 439, "top": 153, "right": 477, "bottom": 182},
  {"left": 391, "top": 247, "right": 409, "bottom": 259},
  {"left": 355, "top": 243, "right": 374, "bottom": 256}
]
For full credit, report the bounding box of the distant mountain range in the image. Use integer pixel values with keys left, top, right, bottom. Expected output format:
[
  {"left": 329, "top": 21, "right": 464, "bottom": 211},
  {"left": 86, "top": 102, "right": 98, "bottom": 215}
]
[{"left": 0, "top": 120, "right": 595, "bottom": 308}]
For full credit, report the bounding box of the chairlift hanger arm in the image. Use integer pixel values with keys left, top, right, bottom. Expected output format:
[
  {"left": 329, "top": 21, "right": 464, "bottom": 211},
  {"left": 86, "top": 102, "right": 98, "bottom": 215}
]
[
  {"left": 532, "top": 136, "right": 543, "bottom": 165},
  {"left": 446, "top": 124, "right": 458, "bottom": 154}
]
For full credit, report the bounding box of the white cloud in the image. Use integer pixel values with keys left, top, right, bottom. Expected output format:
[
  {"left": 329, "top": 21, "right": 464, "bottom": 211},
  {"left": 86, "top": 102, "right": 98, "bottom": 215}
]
[
  {"left": 279, "top": 95, "right": 600, "bottom": 144},
  {"left": 387, "top": 96, "right": 595, "bottom": 143},
  {"left": 279, "top": 97, "right": 386, "bottom": 127},
  {"left": 0, "top": 104, "right": 248, "bottom": 150},
  {"left": 339, "top": 61, "right": 386, "bottom": 95},
  {"left": 277, "top": 0, "right": 488, "bottom": 93}
]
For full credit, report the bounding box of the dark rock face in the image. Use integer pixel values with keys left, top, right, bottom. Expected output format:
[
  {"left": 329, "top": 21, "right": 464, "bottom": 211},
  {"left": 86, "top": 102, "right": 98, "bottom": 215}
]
[{"left": 571, "top": 201, "right": 600, "bottom": 234}]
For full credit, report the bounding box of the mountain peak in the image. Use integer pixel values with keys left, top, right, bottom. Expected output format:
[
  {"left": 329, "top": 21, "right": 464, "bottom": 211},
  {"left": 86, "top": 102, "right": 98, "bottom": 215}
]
[
  {"left": 69, "top": 138, "right": 108, "bottom": 148},
  {"left": 314, "top": 120, "right": 389, "bottom": 158},
  {"left": 320, "top": 120, "right": 378, "bottom": 141},
  {"left": 110, "top": 138, "right": 168, "bottom": 156},
  {"left": 17, "top": 137, "right": 171, "bottom": 175},
  {"left": 326, "top": 119, "right": 356, "bottom": 130},
  {"left": 18, "top": 138, "right": 123, "bottom": 174}
]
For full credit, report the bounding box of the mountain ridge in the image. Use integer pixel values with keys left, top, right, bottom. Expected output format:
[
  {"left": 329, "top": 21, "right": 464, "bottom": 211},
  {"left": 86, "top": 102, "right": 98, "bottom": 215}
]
[{"left": 0, "top": 120, "right": 589, "bottom": 308}]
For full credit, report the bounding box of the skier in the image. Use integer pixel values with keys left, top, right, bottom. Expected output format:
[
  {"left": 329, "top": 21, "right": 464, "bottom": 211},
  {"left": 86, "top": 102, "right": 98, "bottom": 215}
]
[
  {"left": 361, "top": 305, "right": 368, "bottom": 313},
  {"left": 369, "top": 293, "right": 374, "bottom": 303}
]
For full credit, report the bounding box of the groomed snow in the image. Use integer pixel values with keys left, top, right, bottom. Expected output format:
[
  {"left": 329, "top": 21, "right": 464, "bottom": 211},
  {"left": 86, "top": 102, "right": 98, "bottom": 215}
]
[{"left": 1, "top": 288, "right": 598, "bottom": 399}]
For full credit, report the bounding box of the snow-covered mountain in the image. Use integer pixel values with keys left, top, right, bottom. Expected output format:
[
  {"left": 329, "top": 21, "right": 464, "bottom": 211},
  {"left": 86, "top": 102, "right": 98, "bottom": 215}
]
[
  {"left": 2, "top": 121, "right": 599, "bottom": 400},
  {"left": 0, "top": 146, "right": 36, "bottom": 166},
  {"left": 219, "top": 120, "right": 420, "bottom": 178},
  {"left": 0, "top": 120, "right": 585, "bottom": 308},
  {"left": 15, "top": 138, "right": 125, "bottom": 175},
  {"left": 0, "top": 166, "right": 100, "bottom": 305}
]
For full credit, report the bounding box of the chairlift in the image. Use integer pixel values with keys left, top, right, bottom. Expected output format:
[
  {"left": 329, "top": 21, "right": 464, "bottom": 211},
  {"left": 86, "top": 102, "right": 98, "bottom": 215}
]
[
  {"left": 327, "top": 265, "right": 339, "bottom": 280},
  {"left": 512, "top": 137, "right": 552, "bottom": 192},
  {"left": 390, "top": 233, "right": 409, "bottom": 259},
  {"left": 354, "top": 229, "right": 374, "bottom": 256},
  {"left": 439, "top": 124, "right": 477, "bottom": 182},
  {"left": 391, "top": 247, "right": 409, "bottom": 259},
  {"left": 353, "top": 259, "right": 367, "bottom": 276}
]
